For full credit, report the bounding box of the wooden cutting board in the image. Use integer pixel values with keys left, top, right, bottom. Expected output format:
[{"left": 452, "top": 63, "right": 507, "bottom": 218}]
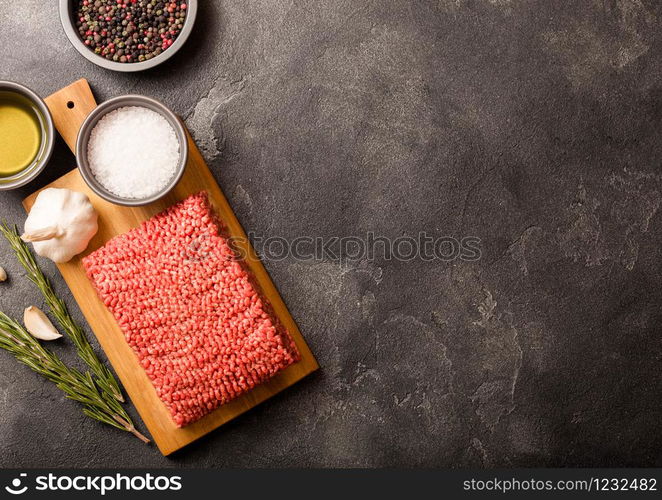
[{"left": 23, "top": 79, "right": 318, "bottom": 456}]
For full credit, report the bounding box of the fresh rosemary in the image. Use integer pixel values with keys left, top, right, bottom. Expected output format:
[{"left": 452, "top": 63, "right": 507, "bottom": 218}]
[
  {"left": 0, "top": 312, "right": 148, "bottom": 442},
  {"left": 0, "top": 223, "right": 124, "bottom": 403}
]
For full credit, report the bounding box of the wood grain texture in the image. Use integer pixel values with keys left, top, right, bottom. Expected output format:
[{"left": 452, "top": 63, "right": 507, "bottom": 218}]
[
  {"left": 44, "top": 79, "right": 97, "bottom": 152},
  {"left": 24, "top": 80, "right": 318, "bottom": 456}
]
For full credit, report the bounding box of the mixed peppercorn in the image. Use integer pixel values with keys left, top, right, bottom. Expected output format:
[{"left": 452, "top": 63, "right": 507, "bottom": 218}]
[{"left": 74, "top": 0, "right": 188, "bottom": 63}]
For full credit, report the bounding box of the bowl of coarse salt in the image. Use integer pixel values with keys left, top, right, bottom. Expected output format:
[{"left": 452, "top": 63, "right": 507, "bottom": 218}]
[{"left": 76, "top": 95, "right": 188, "bottom": 206}]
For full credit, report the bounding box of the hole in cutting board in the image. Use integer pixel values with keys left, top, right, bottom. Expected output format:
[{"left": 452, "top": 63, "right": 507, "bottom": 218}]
[{"left": 67, "top": 101, "right": 75, "bottom": 109}]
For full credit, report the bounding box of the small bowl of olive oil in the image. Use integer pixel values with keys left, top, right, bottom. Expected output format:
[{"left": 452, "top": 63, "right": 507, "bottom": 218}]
[{"left": 0, "top": 82, "right": 54, "bottom": 190}]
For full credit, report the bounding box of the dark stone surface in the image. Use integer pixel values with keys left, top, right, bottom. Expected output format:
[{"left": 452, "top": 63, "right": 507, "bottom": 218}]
[{"left": 1, "top": 0, "right": 662, "bottom": 467}]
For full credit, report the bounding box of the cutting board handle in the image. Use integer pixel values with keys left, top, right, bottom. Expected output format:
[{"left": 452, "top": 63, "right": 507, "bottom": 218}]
[{"left": 44, "top": 79, "right": 98, "bottom": 154}]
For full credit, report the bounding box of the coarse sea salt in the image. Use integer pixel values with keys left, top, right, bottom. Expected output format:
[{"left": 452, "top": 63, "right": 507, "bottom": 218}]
[{"left": 87, "top": 106, "right": 179, "bottom": 199}]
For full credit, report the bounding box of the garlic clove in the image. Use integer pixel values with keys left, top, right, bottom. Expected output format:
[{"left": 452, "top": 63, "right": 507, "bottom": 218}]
[
  {"left": 0, "top": 266, "right": 6, "bottom": 282},
  {"left": 23, "top": 306, "right": 63, "bottom": 341}
]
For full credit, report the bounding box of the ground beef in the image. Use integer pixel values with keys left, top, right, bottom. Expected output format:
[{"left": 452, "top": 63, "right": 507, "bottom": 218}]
[{"left": 83, "top": 192, "right": 300, "bottom": 427}]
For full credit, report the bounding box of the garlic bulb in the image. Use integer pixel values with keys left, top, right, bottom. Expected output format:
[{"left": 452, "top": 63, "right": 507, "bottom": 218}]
[
  {"left": 24, "top": 306, "right": 62, "bottom": 341},
  {"left": 22, "top": 188, "right": 98, "bottom": 263}
]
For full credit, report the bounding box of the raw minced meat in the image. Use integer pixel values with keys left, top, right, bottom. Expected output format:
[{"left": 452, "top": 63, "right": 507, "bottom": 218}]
[{"left": 83, "top": 192, "right": 300, "bottom": 427}]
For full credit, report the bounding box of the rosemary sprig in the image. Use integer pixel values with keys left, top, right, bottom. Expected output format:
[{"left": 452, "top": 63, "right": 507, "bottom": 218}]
[
  {"left": 0, "top": 312, "right": 149, "bottom": 443},
  {"left": 0, "top": 223, "right": 124, "bottom": 403}
]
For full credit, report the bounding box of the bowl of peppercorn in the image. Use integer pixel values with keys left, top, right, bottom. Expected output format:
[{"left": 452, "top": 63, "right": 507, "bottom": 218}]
[{"left": 60, "top": 0, "right": 197, "bottom": 72}]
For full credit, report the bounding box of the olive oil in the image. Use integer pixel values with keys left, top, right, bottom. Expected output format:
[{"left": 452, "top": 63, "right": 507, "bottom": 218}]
[{"left": 0, "top": 91, "right": 43, "bottom": 177}]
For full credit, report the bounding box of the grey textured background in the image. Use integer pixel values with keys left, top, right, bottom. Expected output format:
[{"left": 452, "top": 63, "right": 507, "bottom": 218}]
[{"left": 1, "top": 0, "right": 662, "bottom": 467}]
